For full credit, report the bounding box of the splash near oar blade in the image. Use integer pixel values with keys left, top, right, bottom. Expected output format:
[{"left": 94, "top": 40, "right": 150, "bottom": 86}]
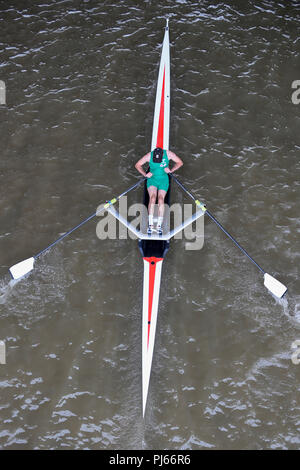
[
  {"left": 264, "top": 273, "right": 287, "bottom": 298},
  {"left": 9, "top": 257, "right": 35, "bottom": 280}
]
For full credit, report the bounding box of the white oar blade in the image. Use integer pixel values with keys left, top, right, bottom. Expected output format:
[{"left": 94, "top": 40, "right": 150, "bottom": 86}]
[
  {"left": 9, "top": 257, "right": 35, "bottom": 280},
  {"left": 264, "top": 273, "right": 287, "bottom": 298}
]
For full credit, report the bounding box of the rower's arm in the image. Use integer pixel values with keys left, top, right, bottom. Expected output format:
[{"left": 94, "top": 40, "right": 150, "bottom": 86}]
[
  {"left": 135, "top": 153, "right": 151, "bottom": 177},
  {"left": 167, "top": 150, "right": 183, "bottom": 173}
]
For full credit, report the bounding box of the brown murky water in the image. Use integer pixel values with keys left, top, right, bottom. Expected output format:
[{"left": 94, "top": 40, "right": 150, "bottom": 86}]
[{"left": 0, "top": 0, "right": 299, "bottom": 449}]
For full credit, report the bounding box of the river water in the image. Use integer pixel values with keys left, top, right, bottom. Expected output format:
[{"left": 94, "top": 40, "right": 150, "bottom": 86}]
[{"left": 0, "top": 0, "right": 299, "bottom": 450}]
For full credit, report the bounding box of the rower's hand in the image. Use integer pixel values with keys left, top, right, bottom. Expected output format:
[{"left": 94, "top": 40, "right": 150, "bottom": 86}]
[
  {"left": 146, "top": 173, "right": 153, "bottom": 178},
  {"left": 164, "top": 168, "right": 171, "bottom": 174}
]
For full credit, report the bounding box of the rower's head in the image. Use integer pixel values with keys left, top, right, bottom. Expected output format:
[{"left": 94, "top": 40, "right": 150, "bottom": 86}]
[{"left": 153, "top": 147, "right": 163, "bottom": 163}]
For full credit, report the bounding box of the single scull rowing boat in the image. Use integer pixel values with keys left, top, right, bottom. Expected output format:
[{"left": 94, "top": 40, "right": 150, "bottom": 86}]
[{"left": 8, "top": 19, "right": 287, "bottom": 418}]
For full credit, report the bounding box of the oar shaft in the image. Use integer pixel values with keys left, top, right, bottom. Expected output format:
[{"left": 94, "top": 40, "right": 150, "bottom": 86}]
[
  {"left": 205, "top": 210, "right": 265, "bottom": 274},
  {"left": 170, "top": 173, "right": 265, "bottom": 275},
  {"left": 35, "top": 177, "right": 145, "bottom": 259}
]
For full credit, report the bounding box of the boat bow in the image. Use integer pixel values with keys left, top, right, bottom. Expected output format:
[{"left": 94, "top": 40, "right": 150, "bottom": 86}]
[{"left": 140, "top": 20, "right": 171, "bottom": 416}]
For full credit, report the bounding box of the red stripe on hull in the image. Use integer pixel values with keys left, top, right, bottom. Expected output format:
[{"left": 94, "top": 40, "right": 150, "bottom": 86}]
[
  {"left": 143, "top": 257, "right": 163, "bottom": 347},
  {"left": 156, "top": 67, "right": 165, "bottom": 148}
]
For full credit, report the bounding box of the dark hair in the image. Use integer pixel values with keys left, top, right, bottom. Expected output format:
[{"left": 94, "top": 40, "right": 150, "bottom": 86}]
[{"left": 153, "top": 147, "right": 163, "bottom": 159}]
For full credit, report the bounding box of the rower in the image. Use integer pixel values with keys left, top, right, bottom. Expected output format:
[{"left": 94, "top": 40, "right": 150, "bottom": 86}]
[{"left": 135, "top": 147, "right": 183, "bottom": 234}]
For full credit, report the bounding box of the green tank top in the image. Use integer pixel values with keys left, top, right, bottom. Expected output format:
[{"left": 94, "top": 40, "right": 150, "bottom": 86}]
[{"left": 149, "top": 149, "right": 169, "bottom": 178}]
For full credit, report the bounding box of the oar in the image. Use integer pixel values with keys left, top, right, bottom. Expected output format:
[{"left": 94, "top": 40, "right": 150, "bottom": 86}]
[
  {"left": 170, "top": 173, "right": 287, "bottom": 298},
  {"left": 9, "top": 177, "right": 146, "bottom": 281}
]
